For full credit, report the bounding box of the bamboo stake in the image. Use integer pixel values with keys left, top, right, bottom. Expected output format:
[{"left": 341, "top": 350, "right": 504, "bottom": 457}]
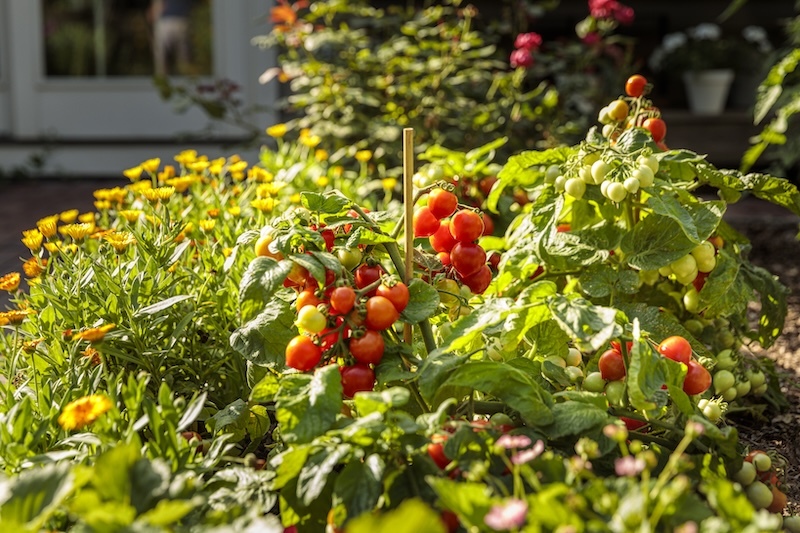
[{"left": 403, "top": 128, "right": 414, "bottom": 344}]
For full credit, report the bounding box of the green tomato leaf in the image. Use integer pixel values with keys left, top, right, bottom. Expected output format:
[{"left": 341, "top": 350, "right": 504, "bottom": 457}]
[
  {"left": 547, "top": 295, "right": 622, "bottom": 352},
  {"left": 0, "top": 463, "right": 74, "bottom": 530},
  {"left": 333, "top": 455, "right": 385, "bottom": 521},
  {"left": 401, "top": 278, "right": 440, "bottom": 323},
  {"left": 621, "top": 215, "right": 696, "bottom": 271},
  {"left": 301, "top": 191, "right": 350, "bottom": 214},
  {"left": 250, "top": 373, "right": 281, "bottom": 403},
  {"left": 740, "top": 261, "right": 789, "bottom": 347},
  {"left": 614, "top": 128, "right": 653, "bottom": 154},
  {"left": 297, "top": 445, "right": 351, "bottom": 506},
  {"left": 272, "top": 445, "right": 312, "bottom": 490},
  {"left": 436, "top": 298, "right": 516, "bottom": 353},
  {"left": 544, "top": 400, "right": 612, "bottom": 440},
  {"left": 579, "top": 265, "right": 640, "bottom": 298},
  {"left": 354, "top": 387, "right": 410, "bottom": 415},
  {"left": 345, "top": 226, "right": 396, "bottom": 248},
  {"left": 206, "top": 399, "right": 247, "bottom": 433},
  {"left": 417, "top": 352, "right": 468, "bottom": 405},
  {"left": 626, "top": 322, "right": 669, "bottom": 412},
  {"left": 275, "top": 365, "right": 343, "bottom": 444},
  {"left": 238, "top": 258, "right": 293, "bottom": 321},
  {"left": 700, "top": 251, "right": 752, "bottom": 318},
  {"left": 230, "top": 297, "right": 296, "bottom": 368},
  {"left": 441, "top": 361, "right": 554, "bottom": 427},
  {"left": 426, "top": 478, "right": 493, "bottom": 531},
  {"left": 346, "top": 498, "right": 446, "bottom": 533}
]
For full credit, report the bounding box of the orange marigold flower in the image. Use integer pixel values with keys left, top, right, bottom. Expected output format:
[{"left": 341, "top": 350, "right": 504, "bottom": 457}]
[
  {"left": 21, "top": 229, "right": 44, "bottom": 252},
  {"left": 22, "top": 338, "right": 44, "bottom": 354},
  {"left": 0, "top": 308, "right": 35, "bottom": 326},
  {"left": 0, "top": 272, "right": 21, "bottom": 292},
  {"left": 73, "top": 323, "right": 115, "bottom": 343},
  {"left": 22, "top": 257, "right": 47, "bottom": 278},
  {"left": 82, "top": 346, "right": 102, "bottom": 366},
  {"left": 207, "top": 208, "right": 220, "bottom": 218},
  {"left": 58, "top": 394, "right": 113, "bottom": 430}
]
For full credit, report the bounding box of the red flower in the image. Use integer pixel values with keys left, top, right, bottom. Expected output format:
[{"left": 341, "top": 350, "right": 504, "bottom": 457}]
[
  {"left": 510, "top": 48, "right": 534, "bottom": 69},
  {"left": 582, "top": 32, "right": 601, "bottom": 46},
  {"left": 514, "top": 32, "right": 542, "bottom": 51},
  {"left": 614, "top": 5, "right": 634, "bottom": 25}
]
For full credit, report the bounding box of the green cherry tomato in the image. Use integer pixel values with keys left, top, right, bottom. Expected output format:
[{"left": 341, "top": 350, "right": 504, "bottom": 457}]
[
  {"left": 746, "top": 481, "right": 773, "bottom": 509},
  {"left": 734, "top": 461, "right": 757, "bottom": 486},
  {"left": 295, "top": 305, "right": 327, "bottom": 334},
  {"left": 583, "top": 371, "right": 606, "bottom": 393},
  {"left": 713, "top": 370, "right": 736, "bottom": 394},
  {"left": 605, "top": 379, "right": 627, "bottom": 407},
  {"left": 338, "top": 247, "right": 363, "bottom": 271}
]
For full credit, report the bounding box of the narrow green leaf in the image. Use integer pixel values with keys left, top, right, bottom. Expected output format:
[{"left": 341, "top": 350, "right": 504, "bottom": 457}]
[
  {"left": 134, "top": 295, "right": 193, "bottom": 317},
  {"left": 626, "top": 322, "right": 668, "bottom": 412}
]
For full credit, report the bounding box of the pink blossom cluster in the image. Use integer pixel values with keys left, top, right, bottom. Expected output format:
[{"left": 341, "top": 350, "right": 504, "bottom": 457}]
[
  {"left": 509, "top": 32, "right": 542, "bottom": 69},
  {"left": 588, "top": 0, "right": 634, "bottom": 25}
]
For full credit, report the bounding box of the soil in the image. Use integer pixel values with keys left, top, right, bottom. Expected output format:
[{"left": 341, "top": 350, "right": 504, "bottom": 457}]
[{"left": 725, "top": 208, "right": 800, "bottom": 516}]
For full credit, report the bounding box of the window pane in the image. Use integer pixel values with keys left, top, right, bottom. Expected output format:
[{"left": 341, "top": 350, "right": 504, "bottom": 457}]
[{"left": 43, "top": 0, "right": 212, "bottom": 77}]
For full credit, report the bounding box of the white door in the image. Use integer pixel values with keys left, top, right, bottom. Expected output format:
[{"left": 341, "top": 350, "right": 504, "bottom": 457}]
[{"left": 1, "top": 0, "right": 277, "bottom": 175}]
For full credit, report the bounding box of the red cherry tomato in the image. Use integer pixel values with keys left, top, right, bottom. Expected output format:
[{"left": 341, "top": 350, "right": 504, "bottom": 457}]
[
  {"left": 683, "top": 360, "right": 712, "bottom": 395},
  {"left": 643, "top": 117, "right": 667, "bottom": 143},
  {"left": 355, "top": 263, "right": 385, "bottom": 296},
  {"left": 318, "top": 326, "right": 340, "bottom": 352},
  {"left": 449, "top": 210, "right": 484, "bottom": 243},
  {"left": 413, "top": 206, "right": 441, "bottom": 237},
  {"left": 461, "top": 264, "right": 492, "bottom": 294},
  {"left": 481, "top": 213, "right": 495, "bottom": 236},
  {"left": 438, "top": 251, "right": 452, "bottom": 266},
  {"left": 340, "top": 363, "right": 375, "bottom": 398},
  {"left": 692, "top": 271, "right": 709, "bottom": 292},
  {"left": 610, "top": 340, "right": 633, "bottom": 354},
  {"left": 427, "top": 441, "right": 450, "bottom": 469},
  {"left": 285, "top": 335, "right": 322, "bottom": 371},
  {"left": 658, "top": 336, "right": 692, "bottom": 365},
  {"left": 349, "top": 329, "right": 385, "bottom": 365},
  {"left": 427, "top": 188, "right": 459, "bottom": 220},
  {"left": 450, "top": 242, "right": 487, "bottom": 278},
  {"left": 625, "top": 74, "right": 648, "bottom": 97},
  {"left": 429, "top": 220, "right": 458, "bottom": 253},
  {"left": 330, "top": 286, "right": 357, "bottom": 315},
  {"left": 598, "top": 349, "right": 626, "bottom": 381},
  {"left": 365, "top": 296, "right": 399, "bottom": 330},
  {"left": 620, "top": 416, "right": 647, "bottom": 431},
  {"left": 376, "top": 281, "right": 410, "bottom": 313}
]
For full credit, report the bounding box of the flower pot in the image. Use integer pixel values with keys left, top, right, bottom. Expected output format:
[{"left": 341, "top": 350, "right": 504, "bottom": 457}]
[{"left": 682, "top": 69, "right": 735, "bottom": 115}]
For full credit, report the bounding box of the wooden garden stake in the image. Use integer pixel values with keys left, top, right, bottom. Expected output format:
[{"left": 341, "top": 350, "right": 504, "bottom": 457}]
[{"left": 403, "top": 128, "right": 414, "bottom": 344}]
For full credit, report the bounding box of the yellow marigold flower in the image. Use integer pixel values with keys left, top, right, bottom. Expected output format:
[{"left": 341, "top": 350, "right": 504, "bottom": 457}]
[
  {"left": 143, "top": 186, "right": 175, "bottom": 202},
  {"left": 59, "top": 223, "right": 94, "bottom": 240},
  {"left": 251, "top": 198, "right": 275, "bottom": 212},
  {"left": 104, "top": 231, "right": 136, "bottom": 253},
  {"left": 60, "top": 209, "right": 79, "bottom": 223},
  {"left": 209, "top": 162, "right": 224, "bottom": 176},
  {"left": 0, "top": 308, "right": 35, "bottom": 326},
  {"left": 199, "top": 219, "right": 216, "bottom": 232},
  {"left": 222, "top": 247, "right": 233, "bottom": 258},
  {"left": 228, "top": 206, "right": 241, "bottom": 216},
  {"left": 22, "top": 229, "right": 43, "bottom": 252},
  {"left": 165, "top": 176, "right": 195, "bottom": 193},
  {"left": 81, "top": 346, "right": 102, "bottom": 366},
  {"left": 123, "top": 165, "right": 144, "bottom": 181},
  {"left": 22, "top": 257, "right": 46, "bottom": 278},
  {"left": 168, "top": 262, "right": 179, "bottom": 273},
  {"left": 315, "top": 149, "right": 329, "bottom": 162},
  {"left": 37, "top": 215, "right": 59, "bottom": 238},
  {"left": 229, "top": 160, "right": 248, "bottom": 173},
  {"left": 73, "top": 323, "right": 115, "bottom": 343},
  {"left": 157, "top": 165, "right": 176, "bottom": 182},
  {"left": 332, "top": 165, "right": 344, "bottom": 177},
  {"left": 44, "top": 242, "right": 78, "bottom": 254},
  {"left": 0, "top": 272, "right": 21, "bottom": 292},
  {"left": 315, "top": 176, "right": 330, "bottom": 187},
  {"left": 266, "top": 123, "right": 288, "bottom": 138},
  {"left": 22, "top": 338, "right": 44, "bottom": 354},
  {"left": 58, "top": 394, "right": 113, "bottom": 430},
  {"left": 300, "top": 134, "right": 321, "bottom": 148},
  {"left": 230, "top": 170, "right": 245, "bottom": 181},
  {"left": 355, "top": 150, "right": 373, "bottom": 163},
  {"left": 127, "top": 181, "right": 152, "bottom": 193},
  {"left": 78, "top": 212, "right": 96, "bottom": 224},
  {"left": 290, "top": 193, "right": 302, "bottom": 204},
  {"left": 228, "top": 154, "right": 242, "bottom": 164},
  {"left": 247, "top": 167, "right": 273, "bottom": 182},
  {"left": 256, "top": 183, "right": 275, "bottom": 198},
  {"left": 141, "top": 158, "right": 161, "bottom": 173},
  {"left": 94, "top": 200, "right": 112, "bottom": 211},
  {"left": 382, "top": 177, "right": 398, "bottom": 191},
  {"left": 188, "top": 160, "right": 210, "bottom": 173},
  {"left": 207, "top": 208, "right": 220, "bottom": 218},
  {"left": 94, "top": 187, "right": 128, "bottom": 204},
  {"left": 119, "top": 209, "right": 143, "bottom": 223},
  {"left": 175, "top": 149, "right": 198, "bottom": 166},
  {"left": 299, "top": 128, "right": 310, "bottom": 138}
]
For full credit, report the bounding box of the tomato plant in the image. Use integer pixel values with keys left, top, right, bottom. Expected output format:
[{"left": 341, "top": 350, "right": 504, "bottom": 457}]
[{"left": 413, "top": 206, "right": 441, "bottom": 237}]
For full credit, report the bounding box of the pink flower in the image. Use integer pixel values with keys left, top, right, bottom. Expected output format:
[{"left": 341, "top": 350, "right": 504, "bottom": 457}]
[
  {"left": 582, "top": 32, "right": 601, "bottom": 46},
  {"left": 615, "top": 455, "right": 646, "bottom": 477},
  {"left": 496, "top": 434, "right": 532, "bottom": 450},
  {"left": 511, "top": 439, "right": 545, "bottom": 465},
  {"left": 510, "top": 48, "right": 534, "bottom": 69},
  {"left": 514, "top": 32, "right": 542, "bottom": 51},
  {"left": 588, "top": 0, "right": 619, "bottom": 19},
  {"left": 614, "top": 5, "right": 635, "bottom": 25},
  {"left": 484, "top": 499, "right": 528, "bottom": 530}
]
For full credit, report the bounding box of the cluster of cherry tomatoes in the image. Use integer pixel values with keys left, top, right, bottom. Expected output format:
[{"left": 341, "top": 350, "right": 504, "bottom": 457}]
[
  {"left": 598, "top": 74, "right": 667, "bottom": 148},
  {"left": 583, "top": 336, "right": 711, "bottom": 416},
  {"left": 255, "top": 215, "right": 412, "bottom": 398},
  {"left": 413, "top": 186, "right": 494, "bottom": 295},
  {"left": 735, "top": 450, "right": 788, "bottom": 515}
]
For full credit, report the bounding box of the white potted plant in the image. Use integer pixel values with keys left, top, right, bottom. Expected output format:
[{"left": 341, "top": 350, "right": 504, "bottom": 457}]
[{"left": 649, "top": 23, "right": 738, "bottom": 115}]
